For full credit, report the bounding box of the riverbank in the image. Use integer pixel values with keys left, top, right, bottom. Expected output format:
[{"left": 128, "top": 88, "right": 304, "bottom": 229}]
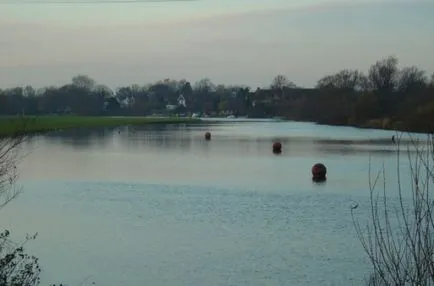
[
  {"left": 314, "top": 117, "right": 434, "bottom": 135},
  {"left": 0, "top": 116, "right": 201, "bottom": 137}
]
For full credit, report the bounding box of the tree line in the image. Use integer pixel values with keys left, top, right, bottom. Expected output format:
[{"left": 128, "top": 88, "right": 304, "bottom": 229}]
[{"left": 1, "top": 55, "right": 434, "bottom": 132}]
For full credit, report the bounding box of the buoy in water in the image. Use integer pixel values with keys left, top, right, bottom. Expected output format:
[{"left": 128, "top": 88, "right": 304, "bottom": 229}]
[
  {"left": 205, "top": 132, "right": 211, "bottom": 140},
  {"left": 312, "top": 163, "right": 327, "bottom": 182},
  {"left": 272, "top": 142, "right": 282, "bottom": 154}
]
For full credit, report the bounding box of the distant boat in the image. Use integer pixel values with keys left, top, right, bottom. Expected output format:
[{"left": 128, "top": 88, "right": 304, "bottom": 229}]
[{"left": 227, "top": 115, "right": 236, "bottom": 119}]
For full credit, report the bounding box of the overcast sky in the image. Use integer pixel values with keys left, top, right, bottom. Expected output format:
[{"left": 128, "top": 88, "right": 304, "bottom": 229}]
[{"left": 0, "top": 0, "right": 433, "bottom": 89}]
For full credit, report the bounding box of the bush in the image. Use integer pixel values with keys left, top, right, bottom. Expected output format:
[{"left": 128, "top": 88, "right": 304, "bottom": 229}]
[{"left": 0, "top": 230, "right": 40, "bottom": 286}]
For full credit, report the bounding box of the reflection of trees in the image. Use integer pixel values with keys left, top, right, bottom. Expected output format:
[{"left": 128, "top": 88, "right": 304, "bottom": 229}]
[
  {"left": 29, "top": 124, "right": 427, "bottom": 157},
  {"left": 256, "top": 136, "right": 422, "bottom": 156},
  {"left": 34, "top": 124, "right": 198, "bottom": 152},
  {"left": 310, "top": 138, "right": 423, "bottom": 156},
  {"left": 118, "top": 124, "right": 194, "bottom": 152},
  {"left": 311, "top": 143, "right": 396, "bottom": 156},
  {"left": 42, "top": 127, "right": 116, "bottom": 149}
]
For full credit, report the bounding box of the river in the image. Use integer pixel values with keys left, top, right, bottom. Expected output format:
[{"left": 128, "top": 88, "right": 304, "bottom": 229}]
[{"left": 0, "top": 119, "right": 428, "bottom": 285}]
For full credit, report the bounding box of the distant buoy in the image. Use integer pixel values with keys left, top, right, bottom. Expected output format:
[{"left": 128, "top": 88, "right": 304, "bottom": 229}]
[
  {"left": 205, "top": 132, "right": 211, "bottom": 140},
  {"left": 312, "top": 163, "right": 327, "bottom": 182},
  {"left": 272, "top": 142, "right": 282, "bottom": 154}
]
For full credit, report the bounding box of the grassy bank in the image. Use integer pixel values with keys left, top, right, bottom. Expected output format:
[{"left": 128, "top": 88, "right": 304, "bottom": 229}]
[
  {"left": 345, "top": 117, "right": 433, "bottom": 134},
  {"left": 308, "top": 115, "right": 434, "bottom": 134},
  {"left": 0, "top": 116, "right": 201, "bottom": 136}
]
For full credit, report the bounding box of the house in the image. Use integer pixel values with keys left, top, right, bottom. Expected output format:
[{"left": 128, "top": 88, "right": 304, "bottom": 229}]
[
  {"left": 177, "top": 94, "right": 186, "bottom": 107},
  {"left": 166, "top": 94, "right": 187, "bottom": 111},
  {"left": 166, "top": 104, "right": 177, "bottom": 111}
]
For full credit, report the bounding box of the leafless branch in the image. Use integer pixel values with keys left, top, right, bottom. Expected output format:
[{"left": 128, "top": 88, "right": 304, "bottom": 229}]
[
  {"left": 0, "top": 116, "right": 30, "bottom": 210},
  {"left": 352, "top": 133, "right": 434, "bottom": 285}
]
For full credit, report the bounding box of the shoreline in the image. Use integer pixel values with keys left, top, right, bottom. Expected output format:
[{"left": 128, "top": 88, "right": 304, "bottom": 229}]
[
  {"left": 0, "top": 116, "right": 202, "bottom": 137},
  {"left": 316, "top": 120, "right": 433, "bottom": 135},
  {"left": 0, "top": 115, "right": 431, "bottom": 138}
]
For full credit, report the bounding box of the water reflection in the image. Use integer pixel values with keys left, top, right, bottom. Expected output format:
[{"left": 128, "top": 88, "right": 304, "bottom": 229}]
[
  {"left": 312, "top": 177, "right": 327, "bottom": 184},
  {"left": 10, "top": 120, "right": 429, "bottom": 286},
  {"left": 122, "top": 124, "right": 195, "bottom": 152},
  {"left": 42, "top": 127, "right": 116, "bottom": 149},
  {"left": 17, "top": 121, "right": 430, "bottom": 191},
  {"left": 33, "top": 122, "right": 427, "bottom": 157}
]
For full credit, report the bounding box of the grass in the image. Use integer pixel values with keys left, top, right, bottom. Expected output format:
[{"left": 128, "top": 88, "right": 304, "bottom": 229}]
[{"left": 0, "top": 115, "right": 201, "bottom": 136}]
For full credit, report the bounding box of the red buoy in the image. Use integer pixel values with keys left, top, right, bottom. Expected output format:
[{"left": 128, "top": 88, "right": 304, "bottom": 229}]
[
  {"left": 272, "top": 142, "right": 282, "bottom": 154},
  {"left": 312, "top": 163, "right": 327, "bottom": 182},
  {"left": 205, "top": 132, "right": 211, "bottom": 140}
]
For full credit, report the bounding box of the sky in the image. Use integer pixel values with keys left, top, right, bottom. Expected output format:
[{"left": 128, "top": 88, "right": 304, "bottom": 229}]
[{"left": 0, "top": 0, "right": 433, "bottom": 89}]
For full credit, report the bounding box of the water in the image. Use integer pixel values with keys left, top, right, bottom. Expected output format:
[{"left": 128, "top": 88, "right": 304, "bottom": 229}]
[{"left": 0, "top": 120, "right": 429, "bottom": 285}]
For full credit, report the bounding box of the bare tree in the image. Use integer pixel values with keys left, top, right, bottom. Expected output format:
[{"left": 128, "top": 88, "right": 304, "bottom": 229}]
[
  {"left": 368, "top": 56, "right": 399, "bottom": 92},
  {"left": 72, "top": 75, "right": 96, "bottom": 91},
  {"left": 0, "top": 117, "right": 41, "bottom": 285},
  {"left": 0, "top": 137, "right": 23, "bottom": 208},
  {"left": 359, "top": 75, "right": 373, "bottom": 92},
  {"left": 194, "top": 78, "right": 216, "bottom": 94},
  {"left": 397, "top": 66, "right": 428, "bottom": 93},
  {"left": 352, "top": 134, "right": 434, "bottom": 285},
  {"left": 270, "top": 75, "right": 296, "bottom": 90},
  {"left": 316, "top": 69, "right": 367, "bottom": 91},
  {"left": 93, "top": 84, "right": 114, "bottom": 99},
  {"left": 23, "top": 86, "right": 36, "bottom": 98}
]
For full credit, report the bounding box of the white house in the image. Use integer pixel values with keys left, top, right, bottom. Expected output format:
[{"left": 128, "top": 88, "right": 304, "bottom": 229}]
[
  {"left": 166, "top": 104, "right": 177, "bottom": 111},
  {"left": 166, "top": 94, "right": 187, "bottom": 111},
  {"left": 177, "top": 94, "right": 186, "bottom": 107}
]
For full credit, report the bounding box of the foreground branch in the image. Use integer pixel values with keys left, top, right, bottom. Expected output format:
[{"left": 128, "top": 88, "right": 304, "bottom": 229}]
[
  {"left": 0, "top": 116, "right": 41, "bottom": 285},
  {"left": 352, "top": 134, "right": 434, "bottom": 285}
]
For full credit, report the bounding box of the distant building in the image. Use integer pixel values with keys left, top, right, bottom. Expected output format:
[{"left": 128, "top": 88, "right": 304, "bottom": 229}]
[
  {"left": 166, "top": 104, "right": 177, "bottom": 111},
  {"left": 166, "top": 94, "right": 187, "bottom": 111},
  {"left": 177, "top": 94, "right": 186, "bottom": 107}
]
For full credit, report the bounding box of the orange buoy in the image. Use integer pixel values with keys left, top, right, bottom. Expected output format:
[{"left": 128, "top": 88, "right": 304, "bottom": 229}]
[
  {"left": 312, "top": 163, "right": 327, "bottom": 182},
  {"left": 205, "top": 132, "right": 211, "bottom": 140},
  {"left": 272, "top": 142, "right": 282, "bottom": 154}
]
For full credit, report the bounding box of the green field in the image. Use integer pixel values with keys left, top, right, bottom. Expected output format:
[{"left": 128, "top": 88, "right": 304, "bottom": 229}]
[{"left": 0, "top": 116, "right": 201, "bottom": 137}]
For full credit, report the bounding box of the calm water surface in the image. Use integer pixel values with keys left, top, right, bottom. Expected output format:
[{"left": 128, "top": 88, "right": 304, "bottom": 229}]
[{"left": 0, "top": 120, "right": 428, "bottom": 285}]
